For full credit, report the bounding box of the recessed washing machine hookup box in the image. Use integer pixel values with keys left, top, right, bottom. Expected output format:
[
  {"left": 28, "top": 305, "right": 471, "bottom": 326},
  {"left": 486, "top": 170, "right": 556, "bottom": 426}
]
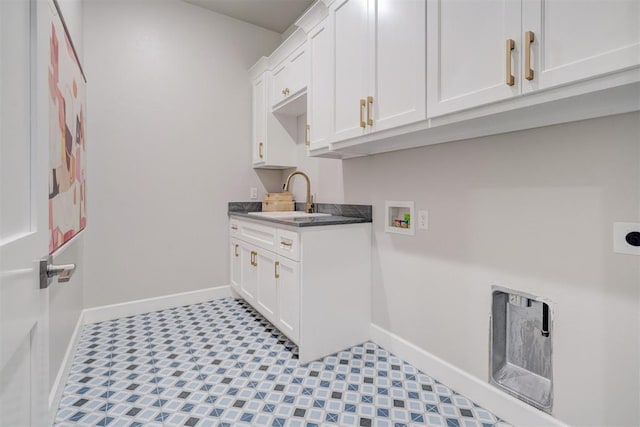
[{"left": 490, "top": 287, "right": 553, "bottom": 413}]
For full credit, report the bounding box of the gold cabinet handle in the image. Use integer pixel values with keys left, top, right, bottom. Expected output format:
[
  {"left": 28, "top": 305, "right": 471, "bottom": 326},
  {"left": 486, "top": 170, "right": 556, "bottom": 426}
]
[
  {"left": 305, "top": 124, "right": 310, "bottom": 146},
  {"left": 367, "top": 96, "right": 374, "bottom": 126},
  {"left": 525, "top": 31, "right": 535, "bottom": 81},
  {"left": 231, "top": 225, "right": 238, "bottom": 231},
  {"left": 234, "top": 244, "right": 239, "bottom": 257},
  {"left": 275, "top": 261, "right": 280, "bottom": 279},
  {"left": 281, "top": 88, "right": 286, "bottom": 96},
  {"left": 258, "top": 142, "right": 264, "bottom": 159},
  {"left": 359, "top": 99, "right": 366, "bottom": 128},
  {"left": 280, "top": 241, "right": 293, "bottom": 247},
  {"left": 506, "top": 39, "right": 515, "bottom": 86},
  {"left": 285, "top": 88, "right": 290, "bottom": 96},
  {"left": 250, "top": 251, "right": 257, "bottom": 266}
]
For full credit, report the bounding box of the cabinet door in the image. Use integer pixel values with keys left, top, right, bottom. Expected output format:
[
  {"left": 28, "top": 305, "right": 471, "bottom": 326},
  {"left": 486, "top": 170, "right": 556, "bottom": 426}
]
[
  {"left": 276, "top": 256, "right": 300, "bottom": 344},
  {"left": 307, "top": 18, "right": 334, "bottom": 150},
  {"left": 239, "top": 245, "right": 257, "bottom": 303},
  {"left": 332, "top": 0, "right": 369, "bottom": 141},
  {"left": 370, "top": 0, "right": 426, "bottom": 132},
  {"left": 252, "top": 75, "right": 267, "bottom": 166},
  {"left": 230, "top": 239, "right": 241, "bottom": 292},
  {"left": 427, "top": 0, "right": 521, "bottom": 117},
  {"left": 287, "top": 45, "right": 308, "bottom": 97},
  {"left": 272, "top": 62, "right": 288, "bottom": 106},
  {"left": 522, "top": 0, "right": 640, "bottom": 93},
  {"left": 256, "top": 250, "right": 278, "bottom": 322}
]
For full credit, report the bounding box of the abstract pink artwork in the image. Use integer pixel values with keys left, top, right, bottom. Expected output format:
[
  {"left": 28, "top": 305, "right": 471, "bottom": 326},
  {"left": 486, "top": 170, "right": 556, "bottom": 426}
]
[{"left": 48, "top": 0, "right": 86, "bottom": 253}]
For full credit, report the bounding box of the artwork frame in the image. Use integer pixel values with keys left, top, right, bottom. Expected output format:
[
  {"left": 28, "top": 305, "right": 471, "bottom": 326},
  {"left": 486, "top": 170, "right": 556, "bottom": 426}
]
[{"left": 48, "top": 0, "right": 87, "bottom": 253}]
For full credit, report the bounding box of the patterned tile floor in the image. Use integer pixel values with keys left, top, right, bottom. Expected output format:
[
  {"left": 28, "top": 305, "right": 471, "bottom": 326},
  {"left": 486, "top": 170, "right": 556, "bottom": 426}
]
[{"left": 54, "top": 298, "right": 511, "bottom": 427}]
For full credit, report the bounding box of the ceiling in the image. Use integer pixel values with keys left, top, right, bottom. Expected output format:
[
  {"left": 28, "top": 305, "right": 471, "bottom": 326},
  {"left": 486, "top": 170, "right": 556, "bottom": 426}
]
[{"left": 182, "top": 0, "right": 315, "bottom": 33}]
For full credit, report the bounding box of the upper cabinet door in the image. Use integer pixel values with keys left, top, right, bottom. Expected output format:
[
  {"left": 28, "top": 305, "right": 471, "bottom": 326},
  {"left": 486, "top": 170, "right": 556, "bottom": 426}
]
[
  {"left": 427, "top": 0, "right": 521, "bottom": 117},
  {"left": 308, "top": 18, "right": 334, "bottom": 150},
  {"left": 252, "top": 75, "right": 267, "bottom": 166},
  {"left": 332, "top": 0, "right": 370, "bottom": 141},
  {"left": 287, "top": 45, "right": 309, "bottom": 97},
  {"left": 272, "top": 62, "right": 289, "bottom": 105},
  {"left": 370, "top": 0, "right": 426, "bottom": 132},
  {"left": 522, "top": 0, "right": 640, "bottom": 93}
]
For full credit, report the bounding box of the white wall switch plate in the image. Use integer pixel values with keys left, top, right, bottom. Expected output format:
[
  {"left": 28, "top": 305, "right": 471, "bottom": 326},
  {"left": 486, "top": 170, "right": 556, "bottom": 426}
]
[
  {"left": 418, "top": 210, "right": 429, "bottom": 229},
  {"left": 250, "top": 187, "right": 258, "bottom": 200},
  {"left": 613, "top": 222, "right": 640, "bottom": 255}
]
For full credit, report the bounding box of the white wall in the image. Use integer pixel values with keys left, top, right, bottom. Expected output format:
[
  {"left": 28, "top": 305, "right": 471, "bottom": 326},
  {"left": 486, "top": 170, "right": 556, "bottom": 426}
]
[
  {"left": 281, "top": 114, "right": 345, "bottom": 204},
  {"left": 342, "top": 112, "right": 640, "bottom": 426},
  {"left": 82, "top": 0, "right": 283, "bottom": 308}
]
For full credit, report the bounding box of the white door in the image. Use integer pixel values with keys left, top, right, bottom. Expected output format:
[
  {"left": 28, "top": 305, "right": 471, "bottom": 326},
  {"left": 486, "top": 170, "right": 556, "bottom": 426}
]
[
  {"left": 252, "top": 75, "right": 266, "bottom": 166},
  {"left": 370, "top": 0, "right": 426, "bottom": 132},
  {"left": 256, "top": 250, "right": 277, "bottom": 322},
  {"left": 0, "top": 0, "right": 49, "bottom": 426},
  {"left": 427, "top": 0, "right": 521, "bottom": 117},
  {"left": 307, "top": 18, "right": 334, "bottom": 150},
  {"left": 230, "top": 239, "right": 241, "bottom": 292},
  {"left": 239, "top": 245, "right": 257, "bottom": 302},
  {"left": 332, "top": 0, "right": 369, "bottom": 141},
  {"left": 522, "top": 0, "right": 640, "bottom": 93},
  {"left": 276, "top": 257, "right": 299, "bottom": 344}
]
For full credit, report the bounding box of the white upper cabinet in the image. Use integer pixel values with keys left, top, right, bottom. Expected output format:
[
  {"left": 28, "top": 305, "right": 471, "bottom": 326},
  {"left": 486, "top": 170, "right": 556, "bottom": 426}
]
[
  {"left": 428, "top": 0, "right": 640, "bottom": 118},
  {"left": 427, "top": 0, "right": 521, "bottom": 117},
  {"left": 271, "top": 43, "right": 309, "bottom": 108},
  {"left": 251, "top": 73, "right": 267, "bottom": 166},
  {"left": 331, "top": 0, "right": 427, "bottom": 140},
  {"left": 370, "top": 0, "right": 426, "bottom": 132},
  {"left": 522, "top": 0, "right": 640, "bottom": 93},
  {"left": 307, "top": 17, "right": 334, "bottom": 150},
  {"left": 332, "top": 0, "right": 370, "bottom": 141},
  {"left": 250, "top": 60, "right": 297, "bottom": 169}
]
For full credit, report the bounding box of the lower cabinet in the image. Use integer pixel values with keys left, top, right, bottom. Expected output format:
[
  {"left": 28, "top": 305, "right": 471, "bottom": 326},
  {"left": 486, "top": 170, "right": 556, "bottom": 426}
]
[
  {"left": 229, "top": 217, "right": 371, "bottom": 363},
  {"left": 233, "top": 237, "right": 301, "bottom": 344},
  {"left": 275, "top": 256, "right": 300, "bottom": 342}
]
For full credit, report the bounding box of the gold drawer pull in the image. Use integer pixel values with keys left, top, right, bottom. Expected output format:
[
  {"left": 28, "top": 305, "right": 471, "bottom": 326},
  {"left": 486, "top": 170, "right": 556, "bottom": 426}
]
[
  {"left": 280, "top": 241, "right": 293, "bottom": 247},
  {"left": 258, "top": 142, "right": 264, "bottom": 159},
  {"left": 231, "top": 225, "right": 238, "bottom": 230},
  {"left": 234, "top": 244, "right": 239, "bottom": 257},
  {"left": 506, "top": 39, "right": 515, "bottom": 86},
  {"left": 359, "top": 99, "right": 366, "bottom": 128},
  {"left": 525, "top": 31, "right": 535, "bottom": 81},
  {"left": 250, "top": 251, "right": 258, "bottom": 266},
  {"left": 275, "top": 261, "right": 280, "bottom": 279},
  {"left": 367, "top": 96, "right": 374, "bottom": 126}
]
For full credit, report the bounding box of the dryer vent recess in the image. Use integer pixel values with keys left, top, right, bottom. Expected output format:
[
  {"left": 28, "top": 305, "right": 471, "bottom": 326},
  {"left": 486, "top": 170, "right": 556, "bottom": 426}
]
[{"left": 490, "top": 287, "right": 553, "bottom": 413}]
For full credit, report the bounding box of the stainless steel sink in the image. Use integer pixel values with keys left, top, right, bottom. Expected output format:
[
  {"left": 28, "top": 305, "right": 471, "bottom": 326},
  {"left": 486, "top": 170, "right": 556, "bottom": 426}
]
[{"left": 247, "top": 211, "right": 331, "bottom": 219}]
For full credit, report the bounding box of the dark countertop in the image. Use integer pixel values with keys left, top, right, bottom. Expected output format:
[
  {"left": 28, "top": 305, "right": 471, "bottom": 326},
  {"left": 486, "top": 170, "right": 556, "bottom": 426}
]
[{"left": 228, "top": 202, "right": 372, "bottom": 228}]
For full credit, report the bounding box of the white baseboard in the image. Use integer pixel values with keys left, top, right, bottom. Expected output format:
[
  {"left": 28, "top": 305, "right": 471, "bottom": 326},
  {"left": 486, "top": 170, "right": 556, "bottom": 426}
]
[
  {"left": 83, "top": 285, "right": 233, "bottom": 324},
  {"left": 370, "top": 324, "right": 568, "bottom": 427},
  {"left": 48, "top": 310, "right": 85, "bottom": 424}
]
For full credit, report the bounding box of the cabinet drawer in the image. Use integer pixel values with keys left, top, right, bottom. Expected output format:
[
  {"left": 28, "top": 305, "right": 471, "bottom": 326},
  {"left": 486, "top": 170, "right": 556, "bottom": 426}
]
[
  {"left": 230, "top": 220, "right": 241, "bottom": 236},
  {"left": 238, "top": 220, "right": 278, "bottom": 252},
  {"left": 276, "top": 229, "right": 300, "bottom": 261}
]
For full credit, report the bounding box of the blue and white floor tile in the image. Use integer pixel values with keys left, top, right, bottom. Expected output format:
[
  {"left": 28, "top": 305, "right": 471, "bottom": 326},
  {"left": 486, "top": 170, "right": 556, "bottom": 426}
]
[{"left": 55, "top": 297, "right": 511, "bottom": 427}]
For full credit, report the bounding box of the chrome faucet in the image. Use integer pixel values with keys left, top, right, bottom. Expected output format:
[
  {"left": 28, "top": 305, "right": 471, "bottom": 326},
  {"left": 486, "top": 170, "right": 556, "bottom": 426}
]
[{"left": 283, "top": 171, "right": 314, "bottom": 213}]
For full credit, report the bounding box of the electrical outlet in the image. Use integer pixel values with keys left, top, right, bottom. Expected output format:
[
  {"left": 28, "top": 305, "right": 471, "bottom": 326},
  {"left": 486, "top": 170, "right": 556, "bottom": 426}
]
[
  {"left": 418, "top": 210, "right": 429, "bottom": 229},
  {"left": 250, "top": 187, "right": 258, "bottom": 200},
  {"left": 613, "top": 222, "right": 640, "bottom": 255}
]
